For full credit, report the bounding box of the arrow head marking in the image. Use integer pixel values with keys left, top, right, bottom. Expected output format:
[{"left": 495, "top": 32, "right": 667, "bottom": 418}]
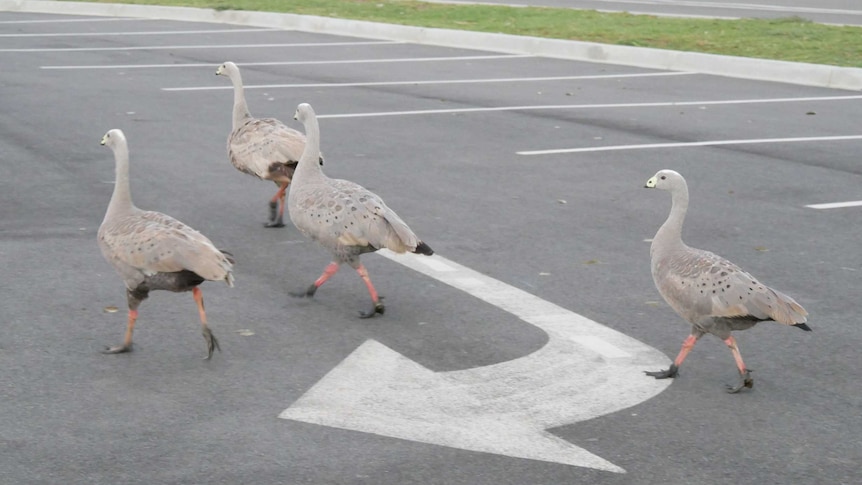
[{"left": 281, "top": 340, "right": 627, "bottom": 473}]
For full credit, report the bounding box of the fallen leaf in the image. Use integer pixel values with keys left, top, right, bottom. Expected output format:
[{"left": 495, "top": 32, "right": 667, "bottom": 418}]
[
  {"left": 236, "top": 329, "right": 255, "bottom": 336},
  {"left": 754, "top": 246, "right": 769, "bottom": 252},
  {"left": 557, "top": 199, "right": 567, "bottom": 204},
  {"left": 644, "top": 301, "right": 661, "bottom": 307},
  {"left": 539, "top": 272, "right": 551, "bottom": 276},
  {"left": 103, "top": 306, "right": 119, "bottom": 313},
  {"left": 583, "top": 259, "right": 600, "bottom": 265}
]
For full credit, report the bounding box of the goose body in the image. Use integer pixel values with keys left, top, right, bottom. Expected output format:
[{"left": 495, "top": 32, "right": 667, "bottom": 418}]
[
  {"left": 289, "top": 103, "right": 433, "bottom": 318},
  {"left": 216, "top": 61, "right": 322, "bottom": 227},
  {"left": 98, "top": 129, "right": 233, "bottom": 358},
  {"left": 644, "top": 169, "right": 809, "bottom": 392}
]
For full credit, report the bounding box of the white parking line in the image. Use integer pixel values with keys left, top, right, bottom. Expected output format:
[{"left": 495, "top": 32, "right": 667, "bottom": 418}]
[
  {"left": 313, "top": 94, "right": 862, "bottom": 119},
  {"left": 805, "top": 201, "right": 862, "bottom": 210},
  {"left": 0, "top": 40, "right": 401, "bottom": 53},
  {"left": 162, "top": 71, "right": 692, "bottom": 91},
  {"left": 0, "top": 27, "right": 279, "bottom": 37},
  {"left": 518, "top": 134, "right": 862, "bottom": 155},
  {"left": 0, "top": 17, "right": 144, "bottom": 24},
  {"left": 41, "top": 54, "right": 532, "bottom": 70}
]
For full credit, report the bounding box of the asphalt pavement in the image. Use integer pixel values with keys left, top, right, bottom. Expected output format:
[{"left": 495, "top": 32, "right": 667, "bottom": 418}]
[{"left": 1, "top": 5, "right": 861, "bottom": 485}]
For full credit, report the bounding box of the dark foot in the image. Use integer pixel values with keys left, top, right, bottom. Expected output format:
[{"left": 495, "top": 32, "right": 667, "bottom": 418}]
[
  {"left": 202, "top": 327, "right": 220, "bottom": 360},
  {"left": 359, "top": 299, "right": 385, "bottom": 319},
  {"left": 267, "top": 200, "right": 278, "bottom": 223},
  {"left": 264, "top": 210, "right": 285, "bottom": 228},
  {"left": 102, "top": 344, "right": 132, "bottom": 354},
  {"left": 645, "top": 363, "right": 679, "bottom": 379},
  {"left": 725, "top": 370, "right": 753, "bottom": 394},
  {"left": 289, "top": 284, "right": 318, "bottom": 298}
]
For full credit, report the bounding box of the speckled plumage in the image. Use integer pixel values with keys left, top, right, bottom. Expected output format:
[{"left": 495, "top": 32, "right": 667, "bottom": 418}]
[
  {"left": 644, "top": 169, "right": 808, "bottom": 392},
  {"left": 216, "top": 61, "right": 322, "bottom": 227},
  {"left": 288, "top": 103, "right": 433, "bottom": 317},
  {"left": 97, "top": 129, "right": 233, "bottom": 358}
]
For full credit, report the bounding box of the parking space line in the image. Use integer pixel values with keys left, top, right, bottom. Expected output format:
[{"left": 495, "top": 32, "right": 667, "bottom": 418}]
[
  {"left": 162, "top": 71, "right": 692, "bottom": 91},
  {"left": 0, "top": 18, "right": 145, "bottom": 24},
  {"left": 805, "top": 201, "right": 862, "bottom": 210},
  {"left": 0, "top": 40, "right": 401, "bottom": 53},
  {"left": 0, "top": 27, "right": 279, "bottom": 37},
  {"left": 41, "top": 54, "right": 532, "bottom": 70},
  {"left": 517, "top": 134, "right": 862, "bottom": 155},
  {"left": 313, "top": 94, "right": 862, "bottom": 119}
]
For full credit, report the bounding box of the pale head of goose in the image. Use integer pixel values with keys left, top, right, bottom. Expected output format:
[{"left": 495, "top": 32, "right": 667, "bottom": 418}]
[
  {"left": 215, "top": 61, "right": 238, "bottom": 77},
  {"left": 644, "top": 169, "right": 685, "bottom": 190},
  {"left": 100, "top": 128, "right": 125, "bottom": 149}
]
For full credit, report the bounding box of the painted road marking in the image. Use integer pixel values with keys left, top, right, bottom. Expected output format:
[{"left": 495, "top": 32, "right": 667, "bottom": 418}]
[
  {"left": 0, "top": 17, "right": 144, "bottom": 24},
  {"left": 518, "top": 134, "right": 862, "bottom": 155},
  {"left": 312, "top": 94, "right": 862, "bottom": 119},
  {"left": 162, "top": 71, "right": 693, "bottom": 91},
  {"left": 0, "top": 27, "right": 278, "bottom": 37},
  {"left": 0, "top": 40, "right": 400, "bottom": 53},
  {"left": 806, "top": 200, "right": 862, "bottom": 210},
  {"left": 40, "top": 54, "right": 532, "bottom": 69},
  {"left": 281, "top": 251, "right": 672, "bottom": 472}
]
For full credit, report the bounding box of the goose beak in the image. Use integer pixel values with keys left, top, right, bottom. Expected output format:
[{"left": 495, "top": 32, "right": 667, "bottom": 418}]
[
  {"left": 293, "top": 110, "right": 299, "bottom": 121},
  {"left": 215, "top": 66, "right": 223, "bottom": 76},
  {"left": 100, "top": 135, "right": 108, "bottom": 146},
  {"left": 644, "top": 176, "right": 657, "bottom": 188}
]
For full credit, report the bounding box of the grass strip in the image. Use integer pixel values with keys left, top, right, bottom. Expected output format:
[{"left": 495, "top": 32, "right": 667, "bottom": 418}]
[{"left": 61, "top": 0, "right": 862, "bottom": 67}]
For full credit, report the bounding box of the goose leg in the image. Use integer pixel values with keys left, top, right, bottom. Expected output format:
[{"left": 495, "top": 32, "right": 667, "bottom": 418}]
[
  {"left": 265, "top": 183, "right": 288, "bottom": 228},
  {"left": 291, "top": 262, "right": 339, "bottom": 298},
  {"left": 723, "top": 335, "right": 753, "bottom": 393},
  {"left": 103, "top": 309, "right": 137, "bottom": 354},
  {"left": 645, "top": 331, "right": 702, "bottom": 379},
  {"left": 356, "top": 264, "right": 384, "bottom": 318},
  {"left": 193, "top": 287, "right": 220, "bottom": 359},
  {"left": 104, "top": 290, "right": 146, "bottom": 354}
]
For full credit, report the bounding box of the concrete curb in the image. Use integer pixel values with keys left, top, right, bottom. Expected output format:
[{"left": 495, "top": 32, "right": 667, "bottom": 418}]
[{"left": 3, "top": 0, "right": 861, "bottom": 90}]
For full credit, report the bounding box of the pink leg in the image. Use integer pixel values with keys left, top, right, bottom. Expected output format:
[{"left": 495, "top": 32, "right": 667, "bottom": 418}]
[
  {"left": 314, "top": 262, "right": 340, "bottom": 288},
  {"left": 356, "top": 264, "right": 379, "bottom": 303},
  {"left": 646, "top": 332, "right": 702, "bottom": 379},
  {"left": 724, "top": 335, "right": 753, "bottom": 393},
  {"left": 266, "top": 183, "right": 289, "bottom": 228},
  {"left": 193, "top": 287, "right": 220, "bottom": 359},
  {"left": 723, "top": 336, "right": 748, "bottom": 373},
  {"left": 356, "top": 264, "right": 384, "bottom": 318},
  {"left": 673, "top": 334, "right": 699, "bottom": 367},
  {"left": 103, "top": 309, "right": 138, "bottom": 354},
  {"left": 291, "top": 262, "right": 339, "bottom": 298}
]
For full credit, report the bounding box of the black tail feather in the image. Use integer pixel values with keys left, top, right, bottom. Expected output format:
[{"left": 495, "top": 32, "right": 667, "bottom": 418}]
[
  {"left": 413, "top": 241, "right": 434, "bottom": 256},
  {"left": 220, "top": 249, "right": 236, "bottom": 264},
  {"left": 794, "top": 322, "right": 812, "bottom": 332}
]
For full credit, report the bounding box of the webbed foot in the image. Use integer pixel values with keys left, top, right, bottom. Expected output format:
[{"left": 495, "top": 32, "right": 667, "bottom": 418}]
[
  {"left": 202, "top": 326, "right": 220, "bottom": 360},
  {"left": 725, "top": 370, "right": 753, "bottom": 393},
  {"left": 359, "top": 298, "right": 385, "bottom": 319},
  {"left": 289, "top": 284, "right": 318, "bottom": 298},
  {"left": 267, "top": 200, "right": 278, "bottom": 224},
  {"left": 102, "top": 344, "right": 132, "bottom": 355},
  {"left": 645, "top": 364, "right": 679, "bottom": 379},
  {"left": 264, "top": 212, "right": 285, "bottom": 228}
]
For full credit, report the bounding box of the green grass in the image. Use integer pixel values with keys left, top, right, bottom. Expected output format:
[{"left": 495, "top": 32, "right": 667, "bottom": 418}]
[{"left": 65, "top": 0, "right": 862, "bottom": 67}]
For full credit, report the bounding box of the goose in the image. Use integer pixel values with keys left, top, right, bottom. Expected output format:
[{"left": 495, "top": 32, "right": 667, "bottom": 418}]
[
  {"left": 644, "top": 169, "right": 809, "bottom": 392},
  {"left": 98, "top": 129, "right": 234, "bottom": 358},
  {"left": 289, "top": 103, "right": 433, "bottom": 318},
  {"left": 215, "top": 61, "right": 322, "bottom": 227}
]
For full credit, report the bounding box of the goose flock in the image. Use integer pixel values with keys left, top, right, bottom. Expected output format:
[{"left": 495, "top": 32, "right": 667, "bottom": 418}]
[{"left": 95, "top": 62, "right": 809, "bottom": 392}]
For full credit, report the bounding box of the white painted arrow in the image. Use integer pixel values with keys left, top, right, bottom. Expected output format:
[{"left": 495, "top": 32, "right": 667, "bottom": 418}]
[{"left": 280, "top": 251, "right": 672, "bottom": 473}]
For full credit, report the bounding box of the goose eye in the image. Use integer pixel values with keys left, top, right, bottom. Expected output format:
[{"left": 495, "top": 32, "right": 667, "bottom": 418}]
[{"left": 660, "top": 175, "right": 666, "bottom": 180}]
